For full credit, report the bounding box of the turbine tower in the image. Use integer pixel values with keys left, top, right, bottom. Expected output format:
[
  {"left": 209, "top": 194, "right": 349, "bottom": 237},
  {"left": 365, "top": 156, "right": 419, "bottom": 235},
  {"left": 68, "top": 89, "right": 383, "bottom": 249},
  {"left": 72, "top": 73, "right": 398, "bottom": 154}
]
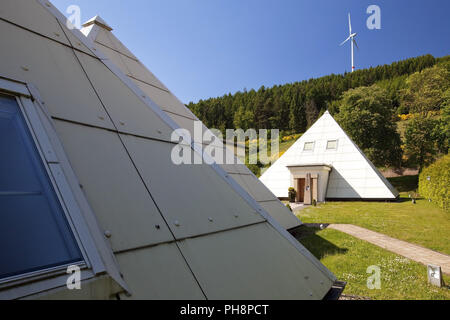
[{"left": 340, "top": 13, "right": 358, "bottom": 72}]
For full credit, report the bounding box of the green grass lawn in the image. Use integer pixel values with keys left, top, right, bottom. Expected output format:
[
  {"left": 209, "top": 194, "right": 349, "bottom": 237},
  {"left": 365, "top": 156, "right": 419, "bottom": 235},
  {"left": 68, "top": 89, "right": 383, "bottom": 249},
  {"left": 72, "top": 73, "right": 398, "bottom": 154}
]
[
  {"left": 292, "top": 175, "right": 449, "bottom": 299},
  {"left": 297, "top": 196, "right": 450, "bottom": 255},
  {"left": 297, "top": 227, "right": 450, "bottom": 300}
]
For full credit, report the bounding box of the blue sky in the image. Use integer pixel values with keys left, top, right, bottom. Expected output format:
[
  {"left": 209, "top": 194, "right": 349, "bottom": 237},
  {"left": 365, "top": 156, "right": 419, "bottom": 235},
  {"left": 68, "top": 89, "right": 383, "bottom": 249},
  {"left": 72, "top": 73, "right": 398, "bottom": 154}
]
[{"left": 51, "top": 0, "right": 450, "bottom": 104}]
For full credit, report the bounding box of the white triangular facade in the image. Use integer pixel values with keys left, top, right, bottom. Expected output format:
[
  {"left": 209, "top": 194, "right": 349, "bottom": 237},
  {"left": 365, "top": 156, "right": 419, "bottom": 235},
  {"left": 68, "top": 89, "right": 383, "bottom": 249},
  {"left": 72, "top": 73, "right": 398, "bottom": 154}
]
[{"left": 260, "top": 111, "right": 399, "bottom": 200}]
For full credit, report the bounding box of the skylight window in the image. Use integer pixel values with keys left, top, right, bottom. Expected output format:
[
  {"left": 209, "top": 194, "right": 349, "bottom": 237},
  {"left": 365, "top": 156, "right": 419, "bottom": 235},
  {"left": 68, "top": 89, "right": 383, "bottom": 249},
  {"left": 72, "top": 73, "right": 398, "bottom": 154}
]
[
  {"left": 327, "top": 140, "right": 338, "bottom": 150},
  {"left": 0, "top": 94, "right": 82, "bottom": 281},
  {"left": 303, "top": 142, "right": 315, "bottom": 151}
]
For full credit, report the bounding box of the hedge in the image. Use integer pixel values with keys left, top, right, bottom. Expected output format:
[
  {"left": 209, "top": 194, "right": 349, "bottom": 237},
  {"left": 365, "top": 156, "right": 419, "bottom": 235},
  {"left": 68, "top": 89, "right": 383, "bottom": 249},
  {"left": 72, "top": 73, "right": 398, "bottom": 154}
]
[{"left": 418, "top": 154, "right": 450, "bottom": 211}]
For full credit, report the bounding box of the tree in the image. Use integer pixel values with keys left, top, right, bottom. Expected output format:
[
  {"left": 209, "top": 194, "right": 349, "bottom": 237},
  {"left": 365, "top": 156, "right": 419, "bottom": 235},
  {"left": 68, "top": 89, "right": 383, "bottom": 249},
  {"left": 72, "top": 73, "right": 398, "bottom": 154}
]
[
  {"left": 400, "top": 64, "right": 450, "bottom": 115},
  {"left": 405, "top": 117, "right": 442, "bottom": 170},
  {"left": 335, "top": 85, "right": 403, "bottom": 168},
  {"left": 233, "top": 106, "right": 254, "bottom": 130},
  {"left": 305, "top": 99, "right": 319, "bottom": 128},
  {"left": 288, "top": 96, "right": 306, "bottom": 133}
]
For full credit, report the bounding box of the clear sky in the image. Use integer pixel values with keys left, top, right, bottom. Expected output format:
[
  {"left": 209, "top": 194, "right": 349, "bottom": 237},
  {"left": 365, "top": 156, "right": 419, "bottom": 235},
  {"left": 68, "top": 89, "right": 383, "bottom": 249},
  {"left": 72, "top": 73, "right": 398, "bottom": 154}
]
[{"left": 51, "top": 0, "right": 450, "bottom": 104}]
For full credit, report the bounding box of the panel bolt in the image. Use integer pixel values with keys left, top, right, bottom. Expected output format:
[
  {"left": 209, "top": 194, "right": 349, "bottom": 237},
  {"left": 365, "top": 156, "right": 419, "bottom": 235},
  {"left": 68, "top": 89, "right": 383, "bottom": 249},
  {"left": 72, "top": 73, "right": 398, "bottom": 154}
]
[
  {"left": 208, "top": 217, "right": 213, "bottom": 222},
  {"left": 174, "top": 221, "right": 180, "bottom": 227},
  {"left": 155, "top": 225, "right": 161, "bottom": 230},
  {"left": 21, "top": 66, "right": 29, "bottom": 72},
  {"left": 104, "top": 230, "right": 112, "bottom": 238}
]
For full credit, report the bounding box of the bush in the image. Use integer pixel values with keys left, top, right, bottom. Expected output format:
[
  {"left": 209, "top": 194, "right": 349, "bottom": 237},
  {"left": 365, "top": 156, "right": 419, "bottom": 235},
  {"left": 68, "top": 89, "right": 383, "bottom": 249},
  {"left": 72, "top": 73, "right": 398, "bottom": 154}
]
[
  {"left": 288, "top": 187, "right": 297, "bottom": 203},
  {"left": 418, "top": 154, "right": 450, "bottom": 211}
]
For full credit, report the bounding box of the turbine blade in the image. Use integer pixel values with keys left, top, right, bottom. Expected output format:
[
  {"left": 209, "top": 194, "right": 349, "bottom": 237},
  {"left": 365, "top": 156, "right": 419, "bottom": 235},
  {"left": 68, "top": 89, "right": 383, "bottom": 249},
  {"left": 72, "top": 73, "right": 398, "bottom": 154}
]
[
  {"left": 348, "top": 13, "right": 352, "bottom": 34},
  {"left": 353, "top": 39, "right": 359, "bottom": 50},
  {"left": 340, "top": 36, "right": 351, "bottom": 46}
]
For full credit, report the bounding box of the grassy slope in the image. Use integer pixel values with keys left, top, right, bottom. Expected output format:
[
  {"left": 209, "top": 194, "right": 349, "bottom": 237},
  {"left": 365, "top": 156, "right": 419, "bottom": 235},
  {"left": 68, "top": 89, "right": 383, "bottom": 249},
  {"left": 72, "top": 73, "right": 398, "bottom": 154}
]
[{"left": 299, "top": 228, "right": 450, "bottom": 300}]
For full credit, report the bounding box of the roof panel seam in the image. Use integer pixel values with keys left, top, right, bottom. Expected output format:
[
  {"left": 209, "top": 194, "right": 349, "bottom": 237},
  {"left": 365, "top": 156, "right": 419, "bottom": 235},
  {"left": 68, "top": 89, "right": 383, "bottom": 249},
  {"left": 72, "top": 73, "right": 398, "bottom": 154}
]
[
  {"left": 94, "top": 40, "right": 140, "bottom": 63},
  {"left": 0, "top": 16, "right": 99, "bottom": 60},
  {"left": 113, "top": 221, "right": 268, "bottom": 255}
]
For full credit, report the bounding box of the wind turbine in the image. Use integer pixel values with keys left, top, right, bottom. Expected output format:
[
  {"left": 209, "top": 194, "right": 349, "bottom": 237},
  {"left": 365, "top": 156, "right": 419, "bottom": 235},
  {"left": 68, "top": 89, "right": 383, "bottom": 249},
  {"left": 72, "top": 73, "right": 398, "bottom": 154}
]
[{"left": 340, "top": 13, "right": 359, "bottom": 72}]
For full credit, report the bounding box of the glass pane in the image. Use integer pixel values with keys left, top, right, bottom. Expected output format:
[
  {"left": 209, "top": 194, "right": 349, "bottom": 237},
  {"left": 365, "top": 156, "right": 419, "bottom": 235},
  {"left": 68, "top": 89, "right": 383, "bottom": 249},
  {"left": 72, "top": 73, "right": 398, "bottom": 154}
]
[
  {"left": 327, "top": 140, "right": 338, "bottom": 150},
  {"left": 304, "top": 142, "right": 314, "bottom": 151},
  {"left": 0, "top": 94, "right": 82, "bottom": 280}
]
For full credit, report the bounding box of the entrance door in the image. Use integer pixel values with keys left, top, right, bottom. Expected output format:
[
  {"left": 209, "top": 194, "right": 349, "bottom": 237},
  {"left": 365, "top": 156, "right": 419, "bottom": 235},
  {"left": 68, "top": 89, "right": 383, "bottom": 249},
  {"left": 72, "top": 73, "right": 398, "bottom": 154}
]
[{"left": 297, "top": 178, "right": 305, "bottom": 202}]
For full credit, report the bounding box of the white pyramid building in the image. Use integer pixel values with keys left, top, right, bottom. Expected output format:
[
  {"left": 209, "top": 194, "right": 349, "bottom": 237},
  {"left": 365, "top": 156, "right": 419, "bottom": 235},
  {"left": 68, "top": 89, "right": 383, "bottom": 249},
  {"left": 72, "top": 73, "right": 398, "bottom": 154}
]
[
  {"left": 0, "top": 0, "right": 338, "bottom": 300},
  {"left": 260, "top": 111, "right": 399, "bottom": 203}
]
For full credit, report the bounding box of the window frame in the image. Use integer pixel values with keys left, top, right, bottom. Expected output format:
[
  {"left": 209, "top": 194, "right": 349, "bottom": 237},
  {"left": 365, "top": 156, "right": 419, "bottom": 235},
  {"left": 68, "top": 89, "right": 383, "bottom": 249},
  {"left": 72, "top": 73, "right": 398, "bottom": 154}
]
[
  {"left": 303, "top": 141, "right": 315, "bottom": 152},
  {"left": 0, "top": 76, "right": 108, "bottom": 294},
  {"left": 326, "top": 139, "right": 339, "bottom": 151}
]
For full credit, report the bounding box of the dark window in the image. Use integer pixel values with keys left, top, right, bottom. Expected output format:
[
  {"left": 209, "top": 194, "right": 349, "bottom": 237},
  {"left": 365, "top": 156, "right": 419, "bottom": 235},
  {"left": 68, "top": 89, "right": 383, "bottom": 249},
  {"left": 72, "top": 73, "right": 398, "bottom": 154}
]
[{"left": 0, "top": 94, "right": 82, "bottom": 280}]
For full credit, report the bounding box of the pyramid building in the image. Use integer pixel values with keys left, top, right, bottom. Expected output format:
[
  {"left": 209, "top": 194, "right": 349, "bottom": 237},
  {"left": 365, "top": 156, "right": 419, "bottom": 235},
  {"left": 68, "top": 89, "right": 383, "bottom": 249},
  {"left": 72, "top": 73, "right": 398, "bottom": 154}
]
[
  {"left": 260, "top": 111, "right": 399, "bottom": 203},
  {"left": 80, "top": 15, "right": 300, "bottom": 231},
  {"left": 0, "top": 0, "right": 338, "bottom": 299}
]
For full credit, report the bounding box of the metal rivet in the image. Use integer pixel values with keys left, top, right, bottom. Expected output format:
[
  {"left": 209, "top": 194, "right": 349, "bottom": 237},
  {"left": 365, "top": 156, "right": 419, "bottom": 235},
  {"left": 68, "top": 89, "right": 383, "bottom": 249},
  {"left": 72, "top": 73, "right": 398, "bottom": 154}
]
[
  {"left": 120, "top": 122, "right": 125, "bottom": 126},
  {"left": 21, "top": 66, "right": 29, "bottom": 72},
  {"left": 304, "top": 276, "right": 309, "bottom": 280},
  {"left": 157, "top": 130, "right": 162, "bottom": 134},
  {"left": 98, "top": 116, "right": 105, "bottom": 120},
  {"left": 208, "top": 217, "right": 213, "bottom": 222},
  {"left": 45, "top": 3, "right": 51, "bottom": 7},
  {"left": 234, "top": 214, "right": 239, "bottom": 218},
  {"left": 174, "top": 221, "right": 180, "bottom": 227},
  {"left": 104, "top": 230, "right": 112, "bottom": 238},
  {"left": 54, "top": 32, "right": 60, "bottom": 37},
  {"left": 309, "top": 292, "right": 313, "bottom": 297},
  {"left": 155, "top": 225, "right": 161, "bottom": 230},
  {"left": 320, "top": 281, "right": 324, "bottom": 285}
]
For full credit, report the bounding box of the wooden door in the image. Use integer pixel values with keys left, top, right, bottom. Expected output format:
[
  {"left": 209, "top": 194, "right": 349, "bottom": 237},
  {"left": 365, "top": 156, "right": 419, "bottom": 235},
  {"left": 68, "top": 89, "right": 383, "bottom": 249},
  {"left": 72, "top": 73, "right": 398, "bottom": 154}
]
[{"left": 297, "top": 178, "right": 305, "bottom": 202}]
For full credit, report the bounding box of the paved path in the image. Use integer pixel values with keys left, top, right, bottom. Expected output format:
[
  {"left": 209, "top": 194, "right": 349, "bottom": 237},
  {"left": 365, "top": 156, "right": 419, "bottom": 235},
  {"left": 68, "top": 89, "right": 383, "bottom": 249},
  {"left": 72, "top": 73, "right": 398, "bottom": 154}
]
[{"left": 328, "top": 224, "right": 450, "bottom": 275}]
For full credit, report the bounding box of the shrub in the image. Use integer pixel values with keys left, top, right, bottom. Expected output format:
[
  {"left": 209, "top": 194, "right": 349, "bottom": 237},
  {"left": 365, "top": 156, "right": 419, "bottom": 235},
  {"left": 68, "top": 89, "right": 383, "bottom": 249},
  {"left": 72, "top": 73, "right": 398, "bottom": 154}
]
[
  {"left": 288, "top": 187, "right": 297, "bottom": 203},
  {"left": 418, "top": 154, "right": 450, "bottom": 211}
]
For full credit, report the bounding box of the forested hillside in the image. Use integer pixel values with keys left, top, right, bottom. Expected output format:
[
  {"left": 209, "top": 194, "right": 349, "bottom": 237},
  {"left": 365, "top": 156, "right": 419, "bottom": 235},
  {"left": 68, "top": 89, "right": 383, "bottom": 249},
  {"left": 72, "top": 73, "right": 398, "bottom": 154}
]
[
  {"left": 187, "top": 54, "right": 449, "bottom": 171},
  {"left": 188, "top": 54, "right": 447, "bottom": 132}
]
